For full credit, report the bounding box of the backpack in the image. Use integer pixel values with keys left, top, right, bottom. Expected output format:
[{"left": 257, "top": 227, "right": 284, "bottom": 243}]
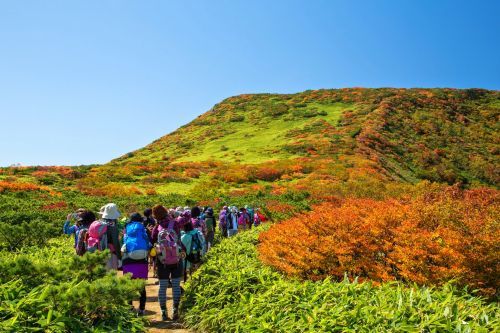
[
  {"left": 186, "top": 232, "right": 202, "bottom": 264},
  {"left": 156, "top": 221, "right": 180, "bottom": 265},
  {"left": 254, "top": 212, "right": 262, "bottom": 226},
  {"left": 192, "top": 217, "right": 206, "bottom": 236},
  {"left": 123, "top": 222, "right": 149, "bottom": 260},
  {"left": 205, "top": 216, "right": 216, "bottom": 233},
  {"left": 238, "top": 213, "right": 246, "bottom": 226},
  {"left": 87, "top": 221, "right": 108, "bottom": 253},
  {"left": 247, "top": 208, "right": 254, "bottom": 222},
  {"left": 76, "top": 228, "right": 89, "bottom": 256},
  {"left": 219, "top": 211, "right": 227, "bottom": 228}
]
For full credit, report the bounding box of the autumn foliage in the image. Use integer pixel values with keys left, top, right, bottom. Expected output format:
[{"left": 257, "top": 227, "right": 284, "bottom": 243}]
[{"left": 258, "top": 185, "right": 499, "bottom": 296}]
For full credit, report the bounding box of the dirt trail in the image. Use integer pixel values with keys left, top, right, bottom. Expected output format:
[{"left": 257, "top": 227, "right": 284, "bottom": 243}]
[{"left": 129, "top": 268, "right": 193, "bottom": 333}]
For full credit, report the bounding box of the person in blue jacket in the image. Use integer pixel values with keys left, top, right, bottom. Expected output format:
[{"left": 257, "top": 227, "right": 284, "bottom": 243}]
[
  {"left": 63, "top": 208, "right": 85, "bottom": 248},
  {"left": 122, "top": 212, "right": 151, "bottom": 315}
]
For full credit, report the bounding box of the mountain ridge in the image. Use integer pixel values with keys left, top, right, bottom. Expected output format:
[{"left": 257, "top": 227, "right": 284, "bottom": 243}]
[{"left": 90, "top": 88, "right": 498, "bottom": 193}]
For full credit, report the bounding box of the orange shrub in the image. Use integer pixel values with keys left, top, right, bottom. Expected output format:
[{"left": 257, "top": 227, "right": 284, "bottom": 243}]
[
  {"left": 184, "top": 168, "right": 201, "bottom": 178},
  {"left": 42, "top": 201, "right": 68, "bottom": 210},
  {"left": 145, "top": 188, "right": 157, "bottom": 196},
  {"left": 0, "top": 181, "right": 55, "bottom": 194},
  {"left": 254, "top": 166, "right": 283, "bottom": 181},
  {"left": 259, "top": 187, "right": 499, "bottom": 295}
]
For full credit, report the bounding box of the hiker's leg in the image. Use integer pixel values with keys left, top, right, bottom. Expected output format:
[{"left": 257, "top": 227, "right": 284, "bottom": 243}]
[
  {"left": 139, "top": 286, "right": 146, "bottom": 311},
  {"left": 106, "top": 254, "right": 118, "bottom": 270},
  {"left": 158, "top": 279, "right": 168, "bottom": 312},
  {"left": 171, "top": 277, "right": 181, "bottom": 306}
]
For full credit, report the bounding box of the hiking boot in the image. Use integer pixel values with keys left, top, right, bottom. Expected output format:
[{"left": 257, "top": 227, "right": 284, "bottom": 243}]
[
  {"left": 172, "top": 306, "right": 179, "bottom": 321},
  {"left": 138, "top": 309, "right": 145, "bottom": 316},
  {"left": 161, "top": 310, "right": 168, "bottom": 321}
]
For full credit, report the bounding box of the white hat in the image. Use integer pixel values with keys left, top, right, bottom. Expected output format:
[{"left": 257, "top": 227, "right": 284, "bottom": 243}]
[{"left": 98, "top": 203, "right": 121, "bottom": 220}]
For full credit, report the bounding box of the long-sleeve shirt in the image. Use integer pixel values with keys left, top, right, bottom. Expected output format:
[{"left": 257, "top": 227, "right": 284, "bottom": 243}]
[{"left": 63, "top": 221, "right": 79, "bottom": 248}]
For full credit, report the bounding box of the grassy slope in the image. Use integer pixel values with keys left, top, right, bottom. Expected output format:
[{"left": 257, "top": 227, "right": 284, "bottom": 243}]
[
  {"left": 116, "top": 101, "right": 348, "bottom": 165},
  {"left": 95, "top": 88, "right": 499, "bottom": 197},
  {"left": 2, "top": 88, "right": 498, "bottom": 196}
]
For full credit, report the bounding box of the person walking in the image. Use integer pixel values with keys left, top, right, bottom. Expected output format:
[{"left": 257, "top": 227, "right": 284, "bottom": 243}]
[
  {"left": 122, "top": 213, "right": 150, "bottom": 315},
  {"left": 219, "top": 206, "right": 228, "bottom": 238},
  {"left": 204, "top": 207, "right": 216, "bottom": 250},
  {"left": 63, "top": 208, "right": 86, "bottom": 248},
  {"left": 152, "top": 205, "right": 183, "bottom": 321},
  {"left": 97, "top": 203, "right": 122, "bottom": 270},
  {"left": 227, "top": 206, "right": 238, "bottom": 237},
  {"left": 181, "top": 221, "right": 205, "bottom": 280},
  {"left": 75, "top": 210, "right": 97, "bottom": 256}
]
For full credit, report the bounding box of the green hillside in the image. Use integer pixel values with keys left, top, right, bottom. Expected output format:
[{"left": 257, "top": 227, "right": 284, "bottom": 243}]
[{"left": 78, "top": 88, "right": 498, "bottom": 197}]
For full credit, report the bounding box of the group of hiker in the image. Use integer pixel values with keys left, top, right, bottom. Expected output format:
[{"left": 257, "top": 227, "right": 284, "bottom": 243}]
[{"left": 62, "top": 203, "right": 266, "bottom": 321}]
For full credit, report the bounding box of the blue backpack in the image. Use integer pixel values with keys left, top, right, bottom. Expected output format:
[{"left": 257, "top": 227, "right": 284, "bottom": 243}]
[{"left": 123, "top": 222, "right": 149, "bottom": 260}]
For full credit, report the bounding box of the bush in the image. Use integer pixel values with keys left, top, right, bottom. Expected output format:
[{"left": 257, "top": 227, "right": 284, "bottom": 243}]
[
  {"left": 259, "top": 186, "right": 499, "bottom": 296},
  {"left": 0, "top": 239, "right": 146, "bottom": 332},
  {"left": 181, "top": 227, "right": 499, "bottom": 332},
  {"left": 229, "top": 114, "right": 245, "bottom": 122}
]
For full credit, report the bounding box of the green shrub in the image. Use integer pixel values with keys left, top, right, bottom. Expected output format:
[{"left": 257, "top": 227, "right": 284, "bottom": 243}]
[
  {"left": 181, "top": 227, "right": 499, "bottom": 332},
  {"left": 229, "top": 114, "right": 245, "bottom": 122},
  {"left": 0, "top": 239, "right": 146, "bottom": 332}
]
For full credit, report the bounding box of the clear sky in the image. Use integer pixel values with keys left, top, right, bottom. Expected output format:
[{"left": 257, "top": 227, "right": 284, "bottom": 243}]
[{"left": 0, "top": 0, "right": 498, "bottom": 166}]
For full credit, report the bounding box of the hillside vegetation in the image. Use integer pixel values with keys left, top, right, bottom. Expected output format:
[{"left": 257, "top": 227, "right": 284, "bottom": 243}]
[
  {"left": 70, "top": 88, "right": 499, "bottom": 197},
  {"left": 0, "top": 88, "right": 498, "bottom": 331}
]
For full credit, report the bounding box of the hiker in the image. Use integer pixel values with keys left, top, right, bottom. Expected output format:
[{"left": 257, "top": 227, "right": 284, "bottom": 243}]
[
  {"left": 96, "top": 203, "right": 122, "bottom": 270},
  {"left": 204, "top": 207, "right": 216, "bottom": 250},
  {"left": 191, "top": 206, "right": 207, "bottom": 242},
  {"left": 143, "top": 208, "right": 156, "bottom": 234},
  {"left": 245, "top": 205, "right": 254, "bottom": 230},
  {"left": 63, "top": 208, "right": 86, "bottom": 248},
  {"left": 122, "top": 213, "right": 150, "bottom": 316},
  {"left": 152, "top": 204, "right": 183, "bottom": 321},
  {"left": 255, "top": 208, "right": 267, "bottom": 226},
  {"left": 176, "top": 210, "right": 191, "bottom": 236},
  {"left": 227, "top": 206, "right": 238, "bottom": 237},
  {"left": 219, "top": 206, "right": 228, "bottom": 238},
  {"left": 199, "top": 207, "right": 206, "bottom": 221},
  {"left": 181, "top": 221, "right": 205, "bottom": 281},
  {"left": 75, "top": 210, "right": 97, "bottom": 256},
  {"left": 237, "top": 207, "right": 249, "bottom": 232}
]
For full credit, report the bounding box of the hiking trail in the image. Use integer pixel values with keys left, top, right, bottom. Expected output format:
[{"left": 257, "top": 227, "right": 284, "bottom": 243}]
[{"left": 128, "top": 268, "right": 193, "bottom": 333}]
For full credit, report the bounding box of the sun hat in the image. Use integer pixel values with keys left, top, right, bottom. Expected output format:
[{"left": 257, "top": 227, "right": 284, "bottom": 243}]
[{"left": 98, "top": 203, "right": 121, "bottom": 220}]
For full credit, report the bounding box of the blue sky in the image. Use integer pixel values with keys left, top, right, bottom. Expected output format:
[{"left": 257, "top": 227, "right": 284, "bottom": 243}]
[{"left": 0, "top": 0, "right": 498, "bottom": 166}]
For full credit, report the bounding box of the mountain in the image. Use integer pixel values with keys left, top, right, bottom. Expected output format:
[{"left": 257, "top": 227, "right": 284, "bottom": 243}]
[{"left": 70, "top": 88, "right": 499, "bottom": 196}]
